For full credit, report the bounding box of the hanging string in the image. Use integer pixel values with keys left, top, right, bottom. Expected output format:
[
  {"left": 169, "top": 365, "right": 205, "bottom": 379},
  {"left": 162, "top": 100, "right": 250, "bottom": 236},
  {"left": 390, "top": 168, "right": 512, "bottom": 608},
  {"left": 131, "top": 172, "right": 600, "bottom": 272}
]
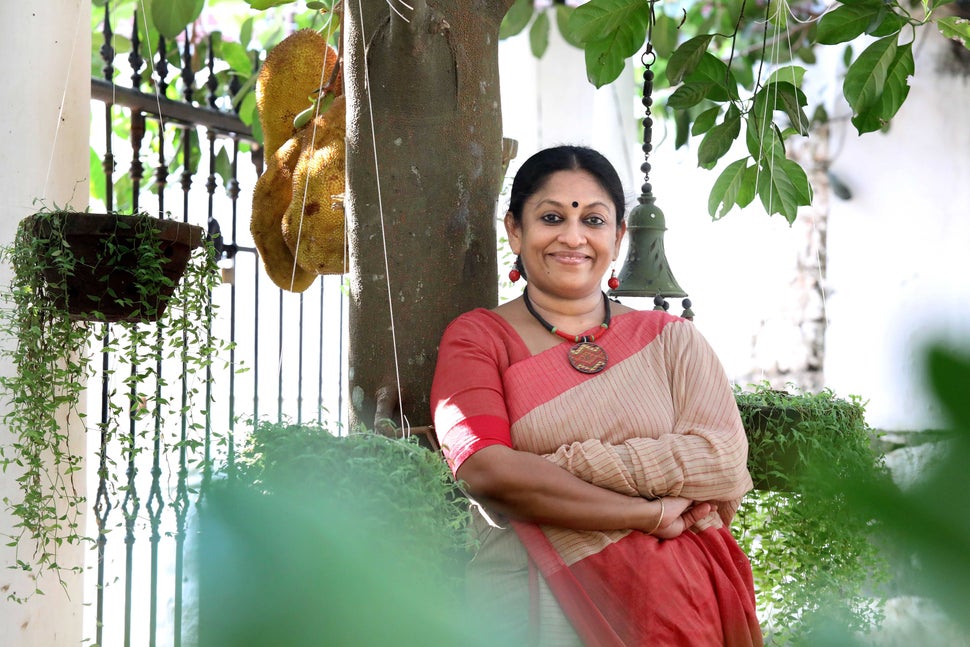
[
  {"left": 387, "top": 0, "right": 414, "bottom": 23},
  {"left": 137, "top": 2, "right": 168, "bottom": 148},
  {"left": 43, "top": 0, "right": 86, "bottom": 200}
]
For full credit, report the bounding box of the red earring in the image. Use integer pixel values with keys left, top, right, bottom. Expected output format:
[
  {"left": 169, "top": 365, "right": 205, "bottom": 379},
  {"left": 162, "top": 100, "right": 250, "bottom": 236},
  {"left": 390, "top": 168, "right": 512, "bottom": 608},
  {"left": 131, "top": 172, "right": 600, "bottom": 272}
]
[
  {"left": 608, "top": 268, "right": 620, "bottom": 290},
  {"left": 509, "top": 267, "right": 521, "bottom": 283}
]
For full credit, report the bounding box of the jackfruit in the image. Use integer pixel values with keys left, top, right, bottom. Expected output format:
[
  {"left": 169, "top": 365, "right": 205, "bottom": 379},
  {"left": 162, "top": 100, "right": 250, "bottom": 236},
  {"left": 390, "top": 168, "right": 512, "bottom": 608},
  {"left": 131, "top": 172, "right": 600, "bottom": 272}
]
[
  {"left": 256, "top": 29, "right": 342, "bottom": 160},
  {"left": 282, "top": 95, "right": 347, "bottom": 275},
  {"left": 251, "top": 136, "right": 318, "bottom": 292}
]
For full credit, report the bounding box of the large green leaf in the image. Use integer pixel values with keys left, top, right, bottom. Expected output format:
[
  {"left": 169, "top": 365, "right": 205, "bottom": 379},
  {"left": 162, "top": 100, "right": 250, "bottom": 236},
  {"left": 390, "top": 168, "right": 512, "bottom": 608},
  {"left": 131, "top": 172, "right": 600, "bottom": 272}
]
[
  {"left": 709, "top": 158, "right": 756, "bottom": 219},
  {"left": 756, "top": 157, "right": 812, "bottom": 223},
  {"left": 757, "top": 81, "right": 810, "bottom": 135},
  {"left": 667, "top": 35, "right": 714, "bottom": 85},
  {"left": 500, "top": 0, "right": 534, "bottom": 39},
  {"left": 745, "top": 113, "right": 787, "bottom": 166},
  {"left": 683, "top": 53, "right": 739, "bottom": 102},
  {"left": 845, "top": 37, "right": 914, "bottom": 134},
  {"left": 151, "top": 0, "right": 204, "bottom": 38},
  {"left": 555, "top": 5, "right": 585, "bottom": 49},
  {"left": 666, "top": 82, "right": 714, "bottom": 110},
  {"left": 765, "top": 65, "right": 807, "bottom": 87},
  {"left": 937, "top": 16, "right": 970, "bottom": 47},
  {"left": 569, "top": 0, "right": 649, "bottom": 44},
  {"left": 691, "top": 106, "right": 721, "bottom": 136},
  {"left": 218, "top": 40, "right": 253, "bottom": 76},
  {"left": 697, "top": 105, "right": 741, "bottom": 169},
  {"left": 245, "top": 0, "right": 301, "bottom": 10},
  {"left": 652, "top": 13, "right": 680, "bottom": 59},
  {"left": 571, "top": 0, "right": 650, "bottom": 87},
  {"left": 816, "top": 3, "right": 881, "bottom": 45},
  {"left": 530, "top": 11, "right": 551, "bottom": 58}
]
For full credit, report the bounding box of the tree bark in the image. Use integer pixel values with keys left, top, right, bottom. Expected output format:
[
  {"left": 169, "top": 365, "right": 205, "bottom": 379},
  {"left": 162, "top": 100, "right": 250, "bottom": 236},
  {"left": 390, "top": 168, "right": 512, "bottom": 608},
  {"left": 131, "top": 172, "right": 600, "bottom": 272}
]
[{"left": 345, "top": 0, "right": 514, "bottom": 434}]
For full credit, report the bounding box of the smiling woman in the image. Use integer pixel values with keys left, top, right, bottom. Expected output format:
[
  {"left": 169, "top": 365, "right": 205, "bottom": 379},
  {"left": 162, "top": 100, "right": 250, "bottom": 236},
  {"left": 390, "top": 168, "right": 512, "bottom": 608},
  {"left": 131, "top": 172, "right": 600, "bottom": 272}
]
[{"left": 431, "top": 146, "right": 762, "bottom": 646}]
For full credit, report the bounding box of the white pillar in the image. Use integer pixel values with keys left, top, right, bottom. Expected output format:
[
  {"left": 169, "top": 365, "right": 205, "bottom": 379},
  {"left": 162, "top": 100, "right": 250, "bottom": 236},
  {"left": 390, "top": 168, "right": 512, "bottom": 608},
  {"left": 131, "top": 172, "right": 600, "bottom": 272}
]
[{"left": 0, "top": 1, "right": 90, "bottom": 643}]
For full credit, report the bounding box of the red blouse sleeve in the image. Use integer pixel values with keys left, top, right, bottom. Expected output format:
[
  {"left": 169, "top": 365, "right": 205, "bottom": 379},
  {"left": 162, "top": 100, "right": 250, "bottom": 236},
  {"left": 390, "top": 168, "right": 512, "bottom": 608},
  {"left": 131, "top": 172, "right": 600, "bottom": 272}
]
[{"left": 430, "top": 310, "right": 514, "bottom": 476}]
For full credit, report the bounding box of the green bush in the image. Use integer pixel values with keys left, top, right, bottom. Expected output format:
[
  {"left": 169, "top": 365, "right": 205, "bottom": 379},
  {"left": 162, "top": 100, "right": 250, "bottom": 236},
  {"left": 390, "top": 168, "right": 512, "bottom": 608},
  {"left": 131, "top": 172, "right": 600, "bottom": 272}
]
[{"left": 197, "top": 420, "right": 481, "bottom": 646}]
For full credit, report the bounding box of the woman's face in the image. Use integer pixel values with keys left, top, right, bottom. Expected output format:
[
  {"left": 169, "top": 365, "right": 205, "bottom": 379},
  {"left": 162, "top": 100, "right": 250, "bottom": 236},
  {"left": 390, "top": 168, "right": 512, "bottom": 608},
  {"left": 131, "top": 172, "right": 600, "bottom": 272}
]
[{"left": 505, "top": 169, "right": 626, "bottom": 300}]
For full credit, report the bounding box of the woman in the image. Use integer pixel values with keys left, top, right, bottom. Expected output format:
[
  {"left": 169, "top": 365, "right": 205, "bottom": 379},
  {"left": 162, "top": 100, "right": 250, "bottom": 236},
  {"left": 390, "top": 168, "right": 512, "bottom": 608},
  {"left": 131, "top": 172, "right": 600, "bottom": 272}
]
[{"left": 430, "top": 146, "right": 761, "bottom": 646}]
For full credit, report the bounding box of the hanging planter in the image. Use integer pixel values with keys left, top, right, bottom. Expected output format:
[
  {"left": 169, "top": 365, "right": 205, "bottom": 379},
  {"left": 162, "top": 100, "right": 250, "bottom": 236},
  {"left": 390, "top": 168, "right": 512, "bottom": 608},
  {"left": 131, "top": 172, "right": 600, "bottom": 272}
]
[
  {"left": 0, "top": 208, "right": 218, "bottom": 598},
  {"left": 21, "top": 211, "right": 205, "bottom": 323},
  {"left": 736, "top": 387, "right": 872, "bottom": 492},
  {"left": 733, "top": 385, "right": 890, "bottom": 642}
]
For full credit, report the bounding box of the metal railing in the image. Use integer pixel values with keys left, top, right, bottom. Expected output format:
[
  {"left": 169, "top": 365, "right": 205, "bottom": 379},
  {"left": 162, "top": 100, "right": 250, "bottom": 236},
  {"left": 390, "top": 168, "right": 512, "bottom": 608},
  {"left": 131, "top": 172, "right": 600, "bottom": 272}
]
[{"left": 88, "top": 6, "right": 346, "bottom": 646}]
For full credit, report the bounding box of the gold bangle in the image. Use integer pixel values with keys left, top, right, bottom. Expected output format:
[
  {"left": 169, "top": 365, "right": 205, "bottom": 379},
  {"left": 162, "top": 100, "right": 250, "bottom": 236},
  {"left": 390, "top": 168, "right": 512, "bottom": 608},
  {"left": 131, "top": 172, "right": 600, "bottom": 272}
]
[{"left": 647, "top": 498, "right": 665, "bottom": 535}]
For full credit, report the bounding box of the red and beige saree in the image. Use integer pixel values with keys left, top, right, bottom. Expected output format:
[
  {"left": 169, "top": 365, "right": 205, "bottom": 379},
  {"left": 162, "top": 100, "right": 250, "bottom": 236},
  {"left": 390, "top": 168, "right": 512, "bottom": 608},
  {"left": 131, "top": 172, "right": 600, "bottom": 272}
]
[{"left": 432, "top": 308, "right": 762, "bottom": 646}]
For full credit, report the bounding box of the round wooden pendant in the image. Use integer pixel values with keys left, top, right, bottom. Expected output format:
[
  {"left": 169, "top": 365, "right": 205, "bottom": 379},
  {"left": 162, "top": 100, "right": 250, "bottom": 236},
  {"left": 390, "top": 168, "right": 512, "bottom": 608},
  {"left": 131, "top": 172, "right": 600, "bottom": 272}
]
[{"left": 567, "top": 342, "right": 608, "bottom": 374}]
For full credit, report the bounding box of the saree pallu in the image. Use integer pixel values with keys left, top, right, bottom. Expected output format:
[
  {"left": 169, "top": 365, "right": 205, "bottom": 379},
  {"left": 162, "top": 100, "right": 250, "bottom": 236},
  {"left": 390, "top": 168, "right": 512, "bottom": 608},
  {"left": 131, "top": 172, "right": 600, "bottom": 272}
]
[
  {"left": 467, "top": 516, "right": 759, "bottom": 646},
  {"left": 436, "top": 309, "right": 762, "bottom": 645}
]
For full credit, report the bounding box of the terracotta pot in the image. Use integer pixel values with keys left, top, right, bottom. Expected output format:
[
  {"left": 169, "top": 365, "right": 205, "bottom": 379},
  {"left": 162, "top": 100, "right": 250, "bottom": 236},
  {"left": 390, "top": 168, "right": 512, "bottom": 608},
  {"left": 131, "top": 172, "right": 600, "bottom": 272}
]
[{"left": 23, "top": 212, "right": 205, "bottom": 323}]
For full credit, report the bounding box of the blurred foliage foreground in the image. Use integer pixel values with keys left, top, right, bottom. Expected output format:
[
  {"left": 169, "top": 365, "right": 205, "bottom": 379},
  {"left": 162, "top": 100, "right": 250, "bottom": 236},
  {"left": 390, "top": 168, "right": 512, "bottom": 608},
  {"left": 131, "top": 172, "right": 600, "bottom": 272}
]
[
  {"left": 197, "top": 343, "right": 970, "bottom": 645},
  {"left": 196, "top": 422, "right": 484, "bottom": 646},
  {"left": 800, "top": 343, "right": 970, "bottom": 645}
]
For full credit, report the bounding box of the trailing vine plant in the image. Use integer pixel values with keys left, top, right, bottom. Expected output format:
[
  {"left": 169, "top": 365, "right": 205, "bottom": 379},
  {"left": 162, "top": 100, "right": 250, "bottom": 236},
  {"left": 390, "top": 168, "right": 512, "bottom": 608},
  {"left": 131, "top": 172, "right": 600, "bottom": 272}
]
[
  {"left": 0, "top": 207, "right": 223, "bottom": 600},
  {"left": 733, "top": 383, "right": 891, "bottom": 645}
]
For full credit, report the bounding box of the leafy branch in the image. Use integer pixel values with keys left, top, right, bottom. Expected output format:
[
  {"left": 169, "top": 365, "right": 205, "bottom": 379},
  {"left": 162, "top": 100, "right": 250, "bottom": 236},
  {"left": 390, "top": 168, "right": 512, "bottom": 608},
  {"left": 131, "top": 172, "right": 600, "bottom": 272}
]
[{"left": 501, "top": 0, "right": 970, "bottom": 223}]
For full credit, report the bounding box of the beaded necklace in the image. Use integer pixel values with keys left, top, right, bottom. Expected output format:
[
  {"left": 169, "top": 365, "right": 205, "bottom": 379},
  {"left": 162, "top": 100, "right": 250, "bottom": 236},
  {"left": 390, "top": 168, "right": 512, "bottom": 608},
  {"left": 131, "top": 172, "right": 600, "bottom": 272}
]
[{"left": 522, "top": 287, "right": 611, "bottom": 374}]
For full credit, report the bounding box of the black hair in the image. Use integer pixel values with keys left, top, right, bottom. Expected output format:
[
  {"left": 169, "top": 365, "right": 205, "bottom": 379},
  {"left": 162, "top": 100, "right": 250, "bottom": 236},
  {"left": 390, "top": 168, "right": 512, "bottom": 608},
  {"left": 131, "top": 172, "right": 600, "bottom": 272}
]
[{"left": 507, "top": 145, "right": 626, "bottom": 227}]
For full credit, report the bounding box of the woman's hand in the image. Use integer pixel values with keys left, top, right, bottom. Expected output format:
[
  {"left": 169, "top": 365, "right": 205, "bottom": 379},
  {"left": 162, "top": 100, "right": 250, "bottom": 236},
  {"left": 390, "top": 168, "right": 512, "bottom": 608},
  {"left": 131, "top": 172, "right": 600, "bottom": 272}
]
[{"left": 648, "top": 497, "right": 712, "bottom": 540}]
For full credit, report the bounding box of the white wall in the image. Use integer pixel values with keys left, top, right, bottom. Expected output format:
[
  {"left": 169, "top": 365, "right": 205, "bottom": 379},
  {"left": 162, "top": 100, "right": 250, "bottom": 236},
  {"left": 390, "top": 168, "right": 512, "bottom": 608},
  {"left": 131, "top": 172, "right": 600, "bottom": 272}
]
[
  {"left": 824, "top": 31, "right": 970, "bottom": 430},
  {"left": 0, "top": 1, "right": 90, "bottom": 643}
]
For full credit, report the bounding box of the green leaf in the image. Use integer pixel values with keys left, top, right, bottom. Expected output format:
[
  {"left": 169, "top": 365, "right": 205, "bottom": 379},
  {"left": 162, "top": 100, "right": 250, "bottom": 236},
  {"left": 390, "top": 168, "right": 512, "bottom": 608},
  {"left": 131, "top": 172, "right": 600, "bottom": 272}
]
[
  {"left": 240, "top": 17, "right": 254, "bottom": 49},
  {"left": 738, "top": 164, "right": 759, "bottom": 209},
  {"left": 569, "top": 0, "right": 648, "bottom": 44},
  {"left": 219, "top": 41, "right": 253, "bottom": 76},
  {"left": 757, "top": 81, "right": 810, "bottom": 135},
  {"left": 674, "top": 109, "right": 691, "bottom": 149},
  {"left": 870, "top": 11, "right": 908, "bottom": 37},
  {"left": 500, "top": 0, "right": 534, "bottom": 40},
  {"left": 215, "top": 147, "right": 233, "bottom": 189},
  {"left": 151, "top": 0, "right": 204, "bottom": 39},
  {"left": 652, "top": 13, "right": 680, "bottom": 59},
  {"left": 683, "top": 53, "right": 739, "bottom": 102},
  {"left": 697, "top": 105, "right": 742, "bottom": 170},
  {"left": 845, "top": 37, "right": 914, "bottom": 134},
  {"left": 555, "top": 5, "right": 585, "bottom": 48},
  {"left": 756, "top": 158, "right": 813, "bottom": 223},
  {"left": 709, "top": 158, "right": 754, "bottom": 219},
  {"left": 89, "top": 147, "right": 106, "bottom": 205},
  {"left": 691, "top": 106, "right": 721, "bottom": 136},
  {"left": 816, "top": 4, "right": 882, "bottom": 45},
  {"left": 667, "top": 35, "right": 714, "bottom": 85},
  {"left": 937, "top": 16, "right": 970, "bottom": 46},
  {"left": 765, "top": 65, "right": 807, "bottom": 87},
  {"left": 245, "top": 0, "right": 296, "bottom": 9},
  {"left": 571, "top": 0, "right": 650, "bottom": 87},
  {"left": 530, "top": 10, "right": 551, "bottom": 58},
  {"left": 666, "top": 82, "right": 714, "bottom": 110}
]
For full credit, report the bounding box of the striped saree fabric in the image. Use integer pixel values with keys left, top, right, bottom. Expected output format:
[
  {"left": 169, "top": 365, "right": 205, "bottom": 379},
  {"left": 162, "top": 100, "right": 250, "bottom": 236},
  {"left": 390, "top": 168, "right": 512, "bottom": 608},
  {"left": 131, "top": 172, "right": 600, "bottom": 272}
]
[{"left": 432, "top": 308, "right": 762, "bottom": 646}]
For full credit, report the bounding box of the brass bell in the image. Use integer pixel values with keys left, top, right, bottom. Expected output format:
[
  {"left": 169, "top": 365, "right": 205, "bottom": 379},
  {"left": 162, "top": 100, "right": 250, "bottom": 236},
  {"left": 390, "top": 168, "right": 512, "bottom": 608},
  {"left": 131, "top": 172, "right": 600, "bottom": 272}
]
[{"left": 610, "top": 190, "right": 686, "bottom": 299}]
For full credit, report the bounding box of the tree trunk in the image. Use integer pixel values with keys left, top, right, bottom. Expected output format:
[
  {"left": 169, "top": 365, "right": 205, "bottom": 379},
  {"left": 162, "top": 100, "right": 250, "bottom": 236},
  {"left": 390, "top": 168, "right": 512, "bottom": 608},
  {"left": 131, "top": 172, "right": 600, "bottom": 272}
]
[{"left": 345, "top": 0, "right": 513, "bottom": 434}]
